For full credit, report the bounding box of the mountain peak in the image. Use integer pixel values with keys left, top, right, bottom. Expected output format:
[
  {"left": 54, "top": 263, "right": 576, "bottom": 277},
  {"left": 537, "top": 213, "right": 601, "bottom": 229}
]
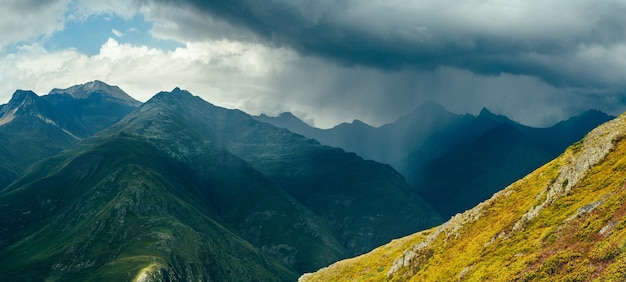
[
  {"left": 170, "top": 87, "right": 193, "bottom": 96},
  {"left": 278, "top": 112, "right": 298, "bottom": 119},
  {"left": 393, "top": 101, "right": 450, "bottom": 124},
  {"left": 8, "top": 90, "right": 39, "bottom": 105},
  {"left": 478, "top": 107, "right": 494, "bottom": 116},
  {"left": 0, "top": 90, "right": 42, "bottom": 126},
  {"left": 0, "top": 89, "right": 71, "bottom": 132},
  {"left": 141, "top": 88, "right": 211, "bottom": 117},
  {"left": 148, "top": 87, "right": 195, "bottom": 104},
  {"left": 476, "top": 107, "right": 513, "bottom": 124},
  {"left": 546, "top": 109, "right": 615, "bottom": 143},
  {"left": 4, "top": 90, "right": 47, "bottom": 112},
  {"left": 577, "top": 109, "right": 612, "bottom": 120},
  {"left": 391, "top": 100, "right": 457, "bottom": 128},
  {"left": 350, "top": 119, "right": 373, "bottom": 128},
  {"left": 272, "top": 112, "right": 309, "bottom": 125},
  {"left": 48, "top": 80, "right": 139, "bottom": 106}
]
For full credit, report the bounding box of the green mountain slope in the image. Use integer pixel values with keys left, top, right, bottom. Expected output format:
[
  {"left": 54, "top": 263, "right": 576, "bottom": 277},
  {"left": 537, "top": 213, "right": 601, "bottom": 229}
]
[
  {"left": 0, "top": 136, "right": 296, "bottom": 281},
  {"left": 301, "top": 112, "right": 626, "bottom": 281},
  {"left": 0, "top": 87, "right": 442, "bottom": 280},
  {"left": 101, "top": 89, "right": 351, "bottom": 273},
  {"left": 111, "top": 88, "right": 443, "bottom": 257}
]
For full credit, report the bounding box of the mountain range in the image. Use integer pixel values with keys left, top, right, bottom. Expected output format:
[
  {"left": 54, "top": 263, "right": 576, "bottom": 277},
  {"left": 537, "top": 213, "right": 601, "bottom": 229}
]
[
  {"left": 0, "top": 83, "right": 441, "bottom": 280},
  {"left": 256, "top": 102, "right": 613, "bottom": 217},
  {"left": 0, "top": 81, "right": 140, "bottom": 189},
  {"left": 300, "top": 106, "right": 626, "bottom": 281},
  {"left": 0, "top": 80, "right": 615, "bottom": 281}
]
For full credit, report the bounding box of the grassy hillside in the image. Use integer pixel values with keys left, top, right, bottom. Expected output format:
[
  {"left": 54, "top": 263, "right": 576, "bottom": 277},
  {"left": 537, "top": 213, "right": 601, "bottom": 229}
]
[{"left": 301, "top": 112, "right": 626, "bottom": 281}]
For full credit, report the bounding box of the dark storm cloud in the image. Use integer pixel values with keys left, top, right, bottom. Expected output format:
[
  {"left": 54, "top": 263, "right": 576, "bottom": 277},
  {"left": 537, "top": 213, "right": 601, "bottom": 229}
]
[
  {"left": 5, "top": 0, "right": 623, "bottom": 129},
  {"left": 145, "top": 0, "right": 626, "bottom": 91}
]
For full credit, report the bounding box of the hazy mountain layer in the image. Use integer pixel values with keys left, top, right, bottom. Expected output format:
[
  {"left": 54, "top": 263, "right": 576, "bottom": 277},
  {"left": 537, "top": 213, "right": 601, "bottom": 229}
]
[
  {"left": 419, "top": 123, "right": 554, "bottom": 217},
  {"left": 257, "top": 103, "right": 613, "bottom": 217},
  {"left": 301, "top": 112, "right": 626, "bottom": 281}
]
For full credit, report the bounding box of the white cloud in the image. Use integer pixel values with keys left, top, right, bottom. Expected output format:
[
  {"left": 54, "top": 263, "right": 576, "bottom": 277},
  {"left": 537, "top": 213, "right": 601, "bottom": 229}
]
[
  {"left": 0, "top": 0, "right": 68, "bottom": 50},
  {"left": 0, "top": 38, "right": 299, "bottom": 115},
  {"left": 71, "top": 0, "right": 139, "bottom": 20},
  {"left": 111, "top": 29, "right": 124, "bottom": 37}
]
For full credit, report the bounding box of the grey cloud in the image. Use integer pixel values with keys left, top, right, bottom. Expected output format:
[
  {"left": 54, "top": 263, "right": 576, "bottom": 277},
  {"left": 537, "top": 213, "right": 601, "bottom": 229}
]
[
  {"left": 143, "top": 0, "right": 626, "bottom": 92},
  {"left": 246, "top": 56, "right": 610, "bottom": 128}
]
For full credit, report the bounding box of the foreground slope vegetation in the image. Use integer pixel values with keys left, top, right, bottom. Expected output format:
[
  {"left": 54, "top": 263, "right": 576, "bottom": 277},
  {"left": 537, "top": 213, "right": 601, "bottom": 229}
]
[{"left": 301, "top": 112, "right": 626, "bottom": 281}]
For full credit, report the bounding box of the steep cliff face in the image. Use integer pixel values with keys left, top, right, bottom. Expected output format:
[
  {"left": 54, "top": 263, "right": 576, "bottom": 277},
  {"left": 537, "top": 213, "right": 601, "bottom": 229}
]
[{"left": 301, "top": 112, "right": 626, "bottom": 281}]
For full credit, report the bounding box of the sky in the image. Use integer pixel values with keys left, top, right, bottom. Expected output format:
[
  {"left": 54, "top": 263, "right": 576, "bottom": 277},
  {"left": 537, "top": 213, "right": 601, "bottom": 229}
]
[{"left": 1, "top": 0, "right": 626, "bottom": 128}]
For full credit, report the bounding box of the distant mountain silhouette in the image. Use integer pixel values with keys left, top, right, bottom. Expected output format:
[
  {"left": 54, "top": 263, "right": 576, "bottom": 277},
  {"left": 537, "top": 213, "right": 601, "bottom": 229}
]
[{"left": 256, "top": 102, "right": 614, "bottom": 217}]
